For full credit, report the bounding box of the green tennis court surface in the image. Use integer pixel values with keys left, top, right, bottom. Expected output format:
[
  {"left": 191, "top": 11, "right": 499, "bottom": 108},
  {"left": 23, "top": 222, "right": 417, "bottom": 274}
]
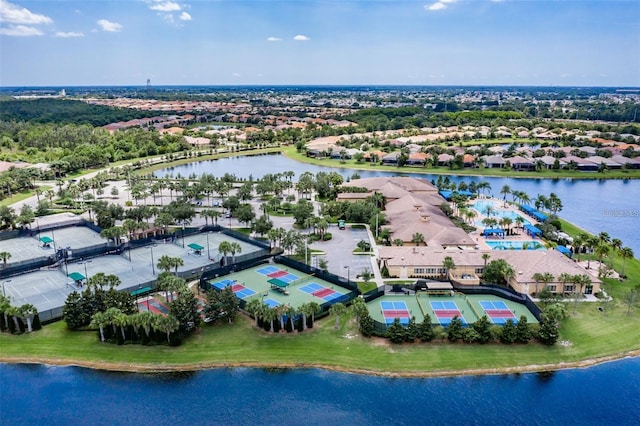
[
  {"left": 207, "top": 264, "right": 351, "bottom": 310},
  {"left": 367, "top": 293, "right": 538, "bottom": 328}
]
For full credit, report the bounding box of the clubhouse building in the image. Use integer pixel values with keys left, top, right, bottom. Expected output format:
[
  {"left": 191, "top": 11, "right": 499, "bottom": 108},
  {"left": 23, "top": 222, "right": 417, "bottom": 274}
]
[{"left": 339, "top": 177, "right": 601, "bottom": 296}]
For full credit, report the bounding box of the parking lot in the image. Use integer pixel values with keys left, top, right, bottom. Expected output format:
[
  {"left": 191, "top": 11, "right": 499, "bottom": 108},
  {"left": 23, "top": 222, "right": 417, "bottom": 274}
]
[{"left": 309, "top": 224, "right": 375, "bottom": 281}]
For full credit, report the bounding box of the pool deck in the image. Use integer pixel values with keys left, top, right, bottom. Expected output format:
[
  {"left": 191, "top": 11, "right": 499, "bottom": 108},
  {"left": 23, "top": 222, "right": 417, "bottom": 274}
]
[{"left": 468, "top": 197, "right": 545, "bottom": 250}]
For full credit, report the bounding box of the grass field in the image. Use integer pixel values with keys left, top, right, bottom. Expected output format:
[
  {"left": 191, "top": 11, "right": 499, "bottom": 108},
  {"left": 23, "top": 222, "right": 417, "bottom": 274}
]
[{"left": 2, "top": 281, "right": 638, "bottom": 375}]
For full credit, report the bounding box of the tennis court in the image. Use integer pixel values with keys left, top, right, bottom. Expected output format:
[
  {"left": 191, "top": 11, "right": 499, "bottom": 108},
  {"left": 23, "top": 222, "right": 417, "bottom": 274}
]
[
  {"left": 1, "top": 270, "right": 73, "bottom": 313},
  {"left": 138, "top": 297, "right": 170, "bottom": 315},
  {"left": 367, "top": 292, "right": 538, "bottom": 329},
  {"left": 207, "top": 263, "right": 352, "bottom": 310},
  {"left": 430, "top": 300, "right": 468, "bottom": 326},
  {"left": 380, "top": 300, "right": 412, "bottom": 325},
  {"left": 479, "top": 300, "right": 518, "bottom": 324},
  {"left": 0, "top": 226, "right": 104, "bottom": 265},
  {"left": 209, "top": 278, "right": 256, "bottom": 299},
  {"left": 181, "top": 233, "right": 262, "bottom": 261}
]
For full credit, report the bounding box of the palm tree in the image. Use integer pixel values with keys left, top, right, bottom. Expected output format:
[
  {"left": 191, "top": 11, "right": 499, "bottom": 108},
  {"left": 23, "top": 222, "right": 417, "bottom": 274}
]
[
  {"left": 502, "top": 265, "right": 516, "bottom": 287},
  {"left": 307, "top": 301, "right": 321, "bottom": 326},
  {"left": 477, "top": 181, "right": 491, "bottom": 196},
  {"left": 482, "top": 253, "right": 491, "bottom": 271},
  {"left": 442, "top": 256, "right": 455, "bottom": 280},
  {"left": 572, "top": 233, "right": 587, "bottom": 262},
  {"left": 619, "top": 247, "right": 634, "bottom": 278},
  {"left": 379, "top": 228, "right": 391, "bottom": 246},
  {"left": 218, "top": 241, "right": 232, "bottom": 263},
  {"left": 0, "top": 295, "right": 11, "bottom": 330},
  {"left": 610, "top": 238, "right": 622, "bottom": 268},
  {"left": 155, "top": 314, "right": 180, "bottom": 343},
  {"left": 229, "top": 242, "right": 242, "bottom": 263},
  {"left": 0, "top": 251, "right": 11, "bottom": 268},
  {"left": 558, "top": 273, "right": 573, "bottom": 294},
  {"left": 245, "top": 299, "right": 263, "bottom": 326},
  {"left": 138, "top": 311, "right": 155, "bottom": 338},
  {"left": 329, "top": 302, "right": 346, "bottom": 330},
  {"left": 594, "top": 242, "right": 611, "bottom": 278},
  {"left": 113, "top": 311, "right": 129, "bottom": 341},
  {"left": 90, "top": 311, "right": 108, "bottom": 342},
  {"left": 19, "top": 304, "right": 37, "bottom": 333},
  {"left": 411, "top": 232, "right": 425, "bottom": 246},
  {"left": 262, "top": 306, "right": 278, "bottom": 333},
  {"left": 157, "top": 255, "right": 174, "bottom": 274},
  {"left": 171, "top": 257, "right": 184, "bottom": 274},
  {"left": 500, "top": 185, "right": 511, "bottom": 205}
]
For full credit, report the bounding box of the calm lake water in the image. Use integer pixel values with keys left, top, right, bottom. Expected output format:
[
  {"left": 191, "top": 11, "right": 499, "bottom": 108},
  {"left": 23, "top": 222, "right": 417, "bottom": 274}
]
[
  {"left": 2, "top": 358, "right": 639, "bottom": 425},
  {"left": 155, "top": 153, "right": 640, "bottom": 254}
]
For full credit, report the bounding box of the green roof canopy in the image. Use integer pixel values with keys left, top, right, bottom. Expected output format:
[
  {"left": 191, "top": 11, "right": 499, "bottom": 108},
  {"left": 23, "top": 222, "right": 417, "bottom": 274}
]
[
  {"left": 68, "top": 272, "right": 85, "bottom": 281},
  {"left": 188, "top": 243, "right": 204, "bottom": 251},
  {"left": 131, "top": 286, "right": 152, "bottom": 296},
  {"left": 267, "top": 278, "right": 288, "bottom": 288},
  {"left": 40, "top": 236, "right": 53, "bottom": 244}
]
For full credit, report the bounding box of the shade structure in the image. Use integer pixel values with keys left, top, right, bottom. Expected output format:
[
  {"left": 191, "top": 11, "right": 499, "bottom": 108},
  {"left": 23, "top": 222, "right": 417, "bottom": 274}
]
[
  {"left": 524, "top": 224, "right": 542, "bottom": 237},
  {"left": 187, "top": 243, "right": 204, "bottom": 251},
  {"left": 267, "top": 278, "right": 288, "bottom": 288},
  {"left": 68, "top": 272, "right": 85, "bottom": 282}
]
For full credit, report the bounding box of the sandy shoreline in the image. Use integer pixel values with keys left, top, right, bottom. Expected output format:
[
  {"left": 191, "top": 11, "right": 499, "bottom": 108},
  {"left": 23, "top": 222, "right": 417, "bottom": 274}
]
[{"left": 2, "top": 350, "right": 639, "bottom": 378}]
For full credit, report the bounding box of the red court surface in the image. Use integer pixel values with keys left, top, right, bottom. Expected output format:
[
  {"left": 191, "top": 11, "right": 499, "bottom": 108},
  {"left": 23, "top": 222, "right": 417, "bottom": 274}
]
[{"left": 312, "top": 288, "right": 334, "bottom": 298}]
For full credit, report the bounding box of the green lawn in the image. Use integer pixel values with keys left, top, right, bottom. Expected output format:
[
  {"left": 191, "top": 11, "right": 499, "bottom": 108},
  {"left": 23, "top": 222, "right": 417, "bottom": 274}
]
[{"left": 2, "top": 294, "right": 638, "bottom": 374}]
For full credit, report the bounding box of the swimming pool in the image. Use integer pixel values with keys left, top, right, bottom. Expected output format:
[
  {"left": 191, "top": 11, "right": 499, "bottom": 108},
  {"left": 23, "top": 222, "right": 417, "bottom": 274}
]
[
  {"left": 472, "top": 200, "right": 499, "bottom": 213},
  {"left": 485, "top": 240, "right": 546, "bottom": 250},
  {"left": 472, "top": 201, "right": 531, "bottom": 226}
]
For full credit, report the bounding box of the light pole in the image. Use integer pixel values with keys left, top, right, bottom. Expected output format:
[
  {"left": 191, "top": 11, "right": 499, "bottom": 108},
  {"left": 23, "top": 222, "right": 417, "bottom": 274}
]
[
  {"left": 206, "top": 232, "right": 211, "bottom": 260},
  {"left": 344, "top": 265, "right": 350, "bottom": 288},
  {"left": 2, "top": 280, "right": 11, "bottom": 297},
  {"left": 82, "top": 260, "right": 92, "bottom": 285},
  {"left": 148, "top": 244, "right": 156, "bottom": 275}
]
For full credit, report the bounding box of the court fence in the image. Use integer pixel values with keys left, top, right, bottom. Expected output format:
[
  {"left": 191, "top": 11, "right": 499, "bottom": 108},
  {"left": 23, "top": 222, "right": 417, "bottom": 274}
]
[
  {"left": 198, "top": 255, "right": 359, "bottom": 313},
  {"left": 367, "top": 283, "right": 543, "bottom": 334},
  {"left": 449, "top": 283, "right": 542, "bottom": 321}
]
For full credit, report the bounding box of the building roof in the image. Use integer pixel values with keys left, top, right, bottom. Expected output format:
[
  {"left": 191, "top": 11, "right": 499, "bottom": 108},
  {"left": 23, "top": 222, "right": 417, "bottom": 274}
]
[{"left": 379, "top": 247, "right": 600, "bottom": 285}]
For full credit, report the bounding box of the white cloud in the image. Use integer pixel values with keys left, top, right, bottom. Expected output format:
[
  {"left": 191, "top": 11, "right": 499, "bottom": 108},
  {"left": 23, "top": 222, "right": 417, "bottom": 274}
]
[
  {"left": 97, "top": 19, "right": 122, "bottom": 32},
  {"left": 293, "top": 34, "right": 310, "bottom": 41},
  {"left": 267, "top": 36, "right": 281, "bottom": 42},
  {"left": 232, "top": 72, "right": 241, "bottom": 77},
  {"left": 0, "top": 24, "right": 43, "bottom": 36},
  {"left": 55, "top": 31, "right": 84, "bottom": 38},
  {"left": 179, "top": 12, "right": 191, "bottom": 21},
  {"left": 425, "top": 0, "right": 456, "bottom": 11},
  {"left": 0, "top": 0, "right": 52, "bottom": 24},
  {"left": 149, "top": 1, "right": 181, "bottom": 12}
]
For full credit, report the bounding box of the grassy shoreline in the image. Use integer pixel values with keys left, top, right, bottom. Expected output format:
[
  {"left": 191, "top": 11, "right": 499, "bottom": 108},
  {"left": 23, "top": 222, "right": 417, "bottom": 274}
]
[
  {"left": 282, "top": 146, "right": 640, "bottom": 180},
  {"left": 2, "top": 350, "right": 639, "bottom": 377}
]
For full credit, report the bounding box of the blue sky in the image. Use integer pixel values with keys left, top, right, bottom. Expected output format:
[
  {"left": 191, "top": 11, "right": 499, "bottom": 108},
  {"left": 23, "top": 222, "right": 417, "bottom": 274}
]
[{"left": 1, "top": 0, "right": 639, "bottom": 86}]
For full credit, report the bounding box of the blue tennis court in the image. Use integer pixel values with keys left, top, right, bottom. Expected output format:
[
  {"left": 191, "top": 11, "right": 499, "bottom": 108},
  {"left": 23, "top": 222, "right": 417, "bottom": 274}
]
[
  {"left": 210, "top": 279, "right": 234, "bottom": 290},
  {"left": 235, "top": 287, "right": 256, "bottom": 299},
  {"left": 278, "top": 273, "right": 300, "bottom": 283},
  {"left": 264, "top": 298, "right": 280, "bottom": 308},
  {"left": 299, "top": 282, "right": 324, "bottom": 294},
  {"left": 480, "top": 301, "right": 509, "bottom": 310},
  {"left": 430, "top": 301, "right": 458, "bottom": 310},
  {"left": 380, "top": 301, "right": 411, "bottom": 325},
  {"left": 257, "top": 266, "right": 279, "bottom": 275}
]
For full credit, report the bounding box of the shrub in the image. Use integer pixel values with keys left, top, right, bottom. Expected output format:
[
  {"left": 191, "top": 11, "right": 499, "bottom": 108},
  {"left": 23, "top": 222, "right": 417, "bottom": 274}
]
[{"left": 322, "top": 232, "right": 332, "bottom": 241}]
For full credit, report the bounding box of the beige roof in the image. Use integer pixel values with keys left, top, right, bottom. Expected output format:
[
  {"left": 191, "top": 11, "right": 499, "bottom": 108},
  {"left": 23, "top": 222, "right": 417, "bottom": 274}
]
[
  {"left": 341, "top": 176, "right": 438, "bottom": 197},
  {"left": 384, "top": 194, "right": 476, "bottom": 247},
  {"left": 379, "top": 247, "right": 600, "bottom": 285}
]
